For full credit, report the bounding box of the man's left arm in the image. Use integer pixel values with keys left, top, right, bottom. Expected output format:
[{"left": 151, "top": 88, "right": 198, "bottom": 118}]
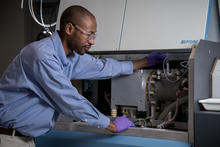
[
  {"left": 70, "top": 54, "right": 133, "bottom": 80},
  {"left": 132, "top": 58, "right": 148, "bottom": 70},
  {"left": 133, "top": 52, "right": 167, "bottom": 70},
  {"left": 70, "top": 52, "right": 166, "bottom": 80}
]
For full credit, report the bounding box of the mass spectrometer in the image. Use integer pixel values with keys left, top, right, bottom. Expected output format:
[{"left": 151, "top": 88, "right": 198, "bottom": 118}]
[{"left": 51, "top": 0, "right": 220, "bottom": 147}]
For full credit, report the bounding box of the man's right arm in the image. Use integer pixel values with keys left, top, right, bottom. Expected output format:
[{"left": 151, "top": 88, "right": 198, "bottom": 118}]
[
  {"left": 106, "top": 121, "right": 117, "bottom": 132},
  {"left": 105, "top": 115, "right": 135, "bottom": 133}
]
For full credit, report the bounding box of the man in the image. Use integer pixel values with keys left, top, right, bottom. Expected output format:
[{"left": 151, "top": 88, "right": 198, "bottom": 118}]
[{"left": 0, "top": 5, "right": 166, "bottom": 147}]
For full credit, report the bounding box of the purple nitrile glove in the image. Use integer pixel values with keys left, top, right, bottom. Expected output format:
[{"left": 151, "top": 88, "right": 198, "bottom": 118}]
[
  {"left": 113, "top": 115, "right": 135, "bottom": 133},
  {"left": 147, "top": 52, "right": 167, "bottom": 67}
]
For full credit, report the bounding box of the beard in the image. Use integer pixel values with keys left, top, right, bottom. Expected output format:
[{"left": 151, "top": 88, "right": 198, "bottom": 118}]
[
  {"left": 72, "top": 45, "right": 90, "bottom": 55},
  {"left": 66, "top": 35, "right": 91, "bottom": 55}
]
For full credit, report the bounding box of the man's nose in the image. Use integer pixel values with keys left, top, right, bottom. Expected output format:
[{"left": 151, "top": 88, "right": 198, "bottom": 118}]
[{"left": 88, "top": 38, "right": 95, "bottom": 45}]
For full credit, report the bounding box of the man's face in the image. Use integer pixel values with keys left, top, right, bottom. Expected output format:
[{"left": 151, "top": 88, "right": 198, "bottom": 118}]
[{"left": 67, "top": 16, "right": 97, "bottom": 55}]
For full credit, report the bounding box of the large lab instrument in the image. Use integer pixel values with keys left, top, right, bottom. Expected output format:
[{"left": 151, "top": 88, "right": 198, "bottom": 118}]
[{"left": 36, "top": 0, "right": 220, "bottom": 147}]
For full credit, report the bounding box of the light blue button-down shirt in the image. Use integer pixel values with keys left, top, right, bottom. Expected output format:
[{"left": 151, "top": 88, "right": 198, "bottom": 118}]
[{"left": 0, "top": 31, "right": 133, "bottom": 137}]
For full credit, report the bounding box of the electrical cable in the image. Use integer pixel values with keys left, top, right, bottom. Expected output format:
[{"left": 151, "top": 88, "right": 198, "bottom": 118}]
[
  {"left": 28, "top": 0, "right": 56, "bottom": 27},
  {"left": 21, "top": 0, "right": 24, "bottom": 9},
  {"left": 39, "top": 0, "right": 52, "bottom": 35},
  {"left": 180, "top": 61, "right": 188, "bottom": 69},
  {"left": 40, "top": 0, "right": 45, "bottom": 28},
  {"left": 163, "top": 57, "right": 188, "bottom": 83},
  {"left": 157, "top": 88, "right": 184, "bottom": 129}
]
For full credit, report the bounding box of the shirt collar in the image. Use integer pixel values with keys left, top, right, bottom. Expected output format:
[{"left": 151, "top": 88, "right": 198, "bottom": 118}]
[{"left": 50, "top": 31, "right": 69, "bottom": 66}]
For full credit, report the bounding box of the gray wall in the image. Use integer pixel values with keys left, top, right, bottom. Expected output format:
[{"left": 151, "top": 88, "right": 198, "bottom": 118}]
[
  {"left": 0, "top": 0, "right": 59, "bottom": 76},
  {"left": 0, "top": 0, "right": 25, "bottom": 76}
]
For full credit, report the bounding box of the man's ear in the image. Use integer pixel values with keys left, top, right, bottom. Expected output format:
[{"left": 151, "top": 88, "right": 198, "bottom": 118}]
[{"left": 65, "top": 23, "right": 74, "bottom": 35}]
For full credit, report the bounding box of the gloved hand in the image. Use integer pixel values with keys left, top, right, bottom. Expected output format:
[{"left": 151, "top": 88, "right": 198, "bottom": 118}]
[
  {"left": 113, "top": 115, "right": 135, "bottom": 133},
  {"left": 147, "top": 52, "right": 167, "bottom": 67}
]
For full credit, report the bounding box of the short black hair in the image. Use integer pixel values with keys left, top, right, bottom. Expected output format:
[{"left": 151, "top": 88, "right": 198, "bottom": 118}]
[{"left": 59, "top": 5, "right": 95, "bottom": 33}]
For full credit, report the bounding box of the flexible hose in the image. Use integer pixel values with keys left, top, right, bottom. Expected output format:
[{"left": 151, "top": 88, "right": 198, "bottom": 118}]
[
  {"left": 28, "top": 0, "right": 56, "bottom": 27},
  {"left": 157, "top": 96, "right": 188, "bottom": 120},
  {"left": 163, "top": 57, "right": 188, "bottom": 83}
]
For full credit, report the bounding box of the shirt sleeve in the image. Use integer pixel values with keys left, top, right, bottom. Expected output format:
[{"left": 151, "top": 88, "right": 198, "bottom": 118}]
[
  {"left": 69, "top": 54, "right": 133, "bottom": 80},
  {"left": 32, "top": 57, "right": 110, "bottom": 129}
]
